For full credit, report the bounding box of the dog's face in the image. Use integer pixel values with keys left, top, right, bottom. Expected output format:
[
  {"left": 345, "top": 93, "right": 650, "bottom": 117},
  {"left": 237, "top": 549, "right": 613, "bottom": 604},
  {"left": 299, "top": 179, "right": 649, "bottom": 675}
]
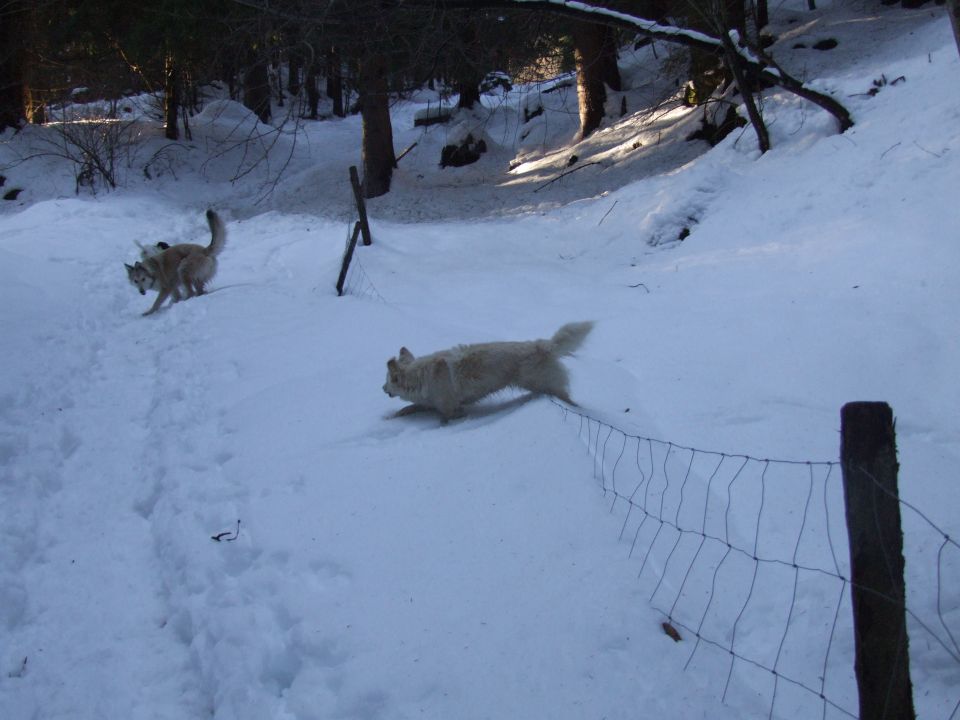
[
  {"left": 383, "top": 347, "right": 415, "bottom": 397},
  {"left": 125, "top": 262, "right": 153, "bottom": 295}
]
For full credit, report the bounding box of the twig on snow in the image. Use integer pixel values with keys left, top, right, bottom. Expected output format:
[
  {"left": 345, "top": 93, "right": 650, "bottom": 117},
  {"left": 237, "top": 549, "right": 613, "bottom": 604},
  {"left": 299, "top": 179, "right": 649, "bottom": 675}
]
[
  {"left": 212, "top": 519, "right": 242, "bottom": 542},
  {"left": 533, "top": 161, "right": 602, "bottom": 193}
]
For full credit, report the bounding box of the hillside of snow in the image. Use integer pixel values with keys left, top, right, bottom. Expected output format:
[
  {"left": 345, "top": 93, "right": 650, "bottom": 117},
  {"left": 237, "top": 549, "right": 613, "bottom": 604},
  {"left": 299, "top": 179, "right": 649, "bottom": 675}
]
[{"left": 1, "top": 2, "right": 958, "bottom": 719}]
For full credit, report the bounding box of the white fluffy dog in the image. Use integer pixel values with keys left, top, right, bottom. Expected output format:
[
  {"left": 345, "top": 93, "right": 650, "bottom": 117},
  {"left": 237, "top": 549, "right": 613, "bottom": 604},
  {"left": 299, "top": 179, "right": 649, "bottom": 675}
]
[{"left": 383, "top": 321, "right": 593, "bottom": 420}]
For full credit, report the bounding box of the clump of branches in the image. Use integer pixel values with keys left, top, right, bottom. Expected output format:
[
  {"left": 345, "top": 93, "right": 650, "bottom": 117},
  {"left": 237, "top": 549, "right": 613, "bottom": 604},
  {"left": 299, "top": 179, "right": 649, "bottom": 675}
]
[{"left": 36, "top": 104, "right": 142, "bottom": 194}]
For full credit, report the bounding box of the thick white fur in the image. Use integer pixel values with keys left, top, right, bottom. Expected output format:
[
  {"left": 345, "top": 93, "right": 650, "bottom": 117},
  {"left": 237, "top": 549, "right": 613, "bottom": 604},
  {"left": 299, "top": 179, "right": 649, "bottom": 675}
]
[{"left": 383, "top": 321, "right": 593, "bottom": 420}]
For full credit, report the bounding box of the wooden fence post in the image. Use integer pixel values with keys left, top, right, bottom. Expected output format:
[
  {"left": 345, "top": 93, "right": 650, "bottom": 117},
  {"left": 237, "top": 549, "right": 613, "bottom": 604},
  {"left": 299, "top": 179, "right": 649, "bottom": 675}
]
[
  {"left": 840, "top": 401, "right": 916, "bottom": 720},
  {"left": 349, "top": 165, "right": 372, "bottom": 246},
  {"left": 336, "top": 222, "right": 362, "bottom": 297}
]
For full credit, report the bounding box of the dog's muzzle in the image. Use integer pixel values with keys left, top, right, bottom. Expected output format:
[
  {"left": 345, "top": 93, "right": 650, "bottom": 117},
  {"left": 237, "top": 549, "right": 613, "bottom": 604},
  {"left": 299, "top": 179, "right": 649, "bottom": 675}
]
[{"left": 139, "top": 288, "right": 146, "bottom": 295}]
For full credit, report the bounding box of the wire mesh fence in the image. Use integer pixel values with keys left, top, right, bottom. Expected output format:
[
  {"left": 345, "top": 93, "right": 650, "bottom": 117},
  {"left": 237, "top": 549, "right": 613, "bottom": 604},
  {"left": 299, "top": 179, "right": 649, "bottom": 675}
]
[
  {"left": 552, "top": 400, "right": 960, "bottom": 720},
  {"left": 339, "top": 243, "right": 386, "bottom": 303}
]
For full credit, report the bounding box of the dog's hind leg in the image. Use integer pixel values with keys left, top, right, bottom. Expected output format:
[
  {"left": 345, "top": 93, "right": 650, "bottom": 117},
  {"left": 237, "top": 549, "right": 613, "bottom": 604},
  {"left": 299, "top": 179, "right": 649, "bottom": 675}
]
[
  {"left": 552, "top": 391, "right": 579, "bottom": 406},
  {"left": 440, "top": 408, "right": 466, "bottom": 423},
  {"left": 522, "top": 358, "right": 575, "bottom": 404},
  {"left": 179, "top": 256, "right": 212, "bottom": 298}
]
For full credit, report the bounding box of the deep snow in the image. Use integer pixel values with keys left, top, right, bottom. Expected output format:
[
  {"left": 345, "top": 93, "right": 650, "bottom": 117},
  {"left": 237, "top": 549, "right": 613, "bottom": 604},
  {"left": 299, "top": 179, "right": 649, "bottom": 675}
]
[{"left": 1, "top": 2, "right": 959, "bottom": 719}]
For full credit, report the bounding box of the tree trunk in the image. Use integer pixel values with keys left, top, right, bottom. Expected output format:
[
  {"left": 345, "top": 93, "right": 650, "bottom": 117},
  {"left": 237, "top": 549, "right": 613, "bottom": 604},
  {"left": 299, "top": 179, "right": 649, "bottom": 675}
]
[
  {"left": 359, "top": 53, "right": 396, "bottom": 199},
  {"left": 223, "top": 57, "right": 238, "bottom": 101},
  {"left": 457, "top": 80, "right": 481, "bottom": 110},
  {"left": 455, "top": 21, "right": 483, "bottom": 110},
  {"left": 947, "top": 0, "right": 960, "bottom": 59},
  {"left": 305, "top": 63, "right": 320, "bottom": 119},
  {"left": 720, "top": 31, "right": 769, "bottom": 153},
  {"left": 21, "top": 1, "right": 45, "bottom": 125},
  {"left": 572, "top": 21, "right": 607, "bottom": 140},
  {"left": 756, "top": 0, "right": 769, "bottom": 31},
  {"left": 724, "top": 0, "right": 747, "bottom": 37},
  {"left": 0, "top": 3, "right": 26, "bottom": 131},
  {"left": 164, "top": 54, "right": 179, "bottom": 141},
  {"left": 243, "top": 58, "right": 272, "bottom": 124},
  {"left": 288, "top": 50, "right": 301, "bottom": 98},
  {"left": 274, "top": 51, "right": 284, "bottom": 108},
  {"left": 24, "top": 86, "right": 44, "bottom": 124},
  {"left": 0, "top": 78, "right": 24, "bottom": 133},
  {"left": 599, "top": 26, "right": 622, "bottom": 92},
  {"left": 686, "top": 1, "right": 745, "bottom": 106},
  {"left": 326, "top": 47, "right": 344, "bottom": 118}
]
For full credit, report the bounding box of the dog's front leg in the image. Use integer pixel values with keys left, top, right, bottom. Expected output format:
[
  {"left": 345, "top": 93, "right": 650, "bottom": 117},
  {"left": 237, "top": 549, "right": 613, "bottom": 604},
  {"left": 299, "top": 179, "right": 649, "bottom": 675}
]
[
  {"left": 428, "top": 359, "right": 463, "bottom": 423},
  {"left": 143, "top": 288, "right": 170, "bottom": 316},
  {"left": 395, "top": 403, "right": 430, "bottom": 417}
]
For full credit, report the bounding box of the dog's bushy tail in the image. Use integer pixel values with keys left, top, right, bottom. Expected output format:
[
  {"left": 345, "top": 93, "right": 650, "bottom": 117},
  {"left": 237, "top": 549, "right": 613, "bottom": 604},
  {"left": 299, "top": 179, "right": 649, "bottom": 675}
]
[
  {"left": 550, "top": 321, "right": 594, "bottom": 356},
  {"left": 204, "top": 209, "right": 227, "bottom": 257}
]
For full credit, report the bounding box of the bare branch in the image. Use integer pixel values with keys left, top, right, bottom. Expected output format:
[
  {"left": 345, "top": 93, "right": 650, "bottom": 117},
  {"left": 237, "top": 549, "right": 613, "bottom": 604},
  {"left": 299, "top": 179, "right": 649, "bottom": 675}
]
[{"left": 389, "top": 0, "right": 854, "bottom": 133}]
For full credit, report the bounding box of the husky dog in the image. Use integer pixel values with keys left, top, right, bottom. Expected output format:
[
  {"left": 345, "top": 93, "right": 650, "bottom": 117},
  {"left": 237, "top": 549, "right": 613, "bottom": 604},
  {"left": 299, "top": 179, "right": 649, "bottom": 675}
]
[
  {"left": 125, "top": 209, "right": 226, "bottom": 316},
  {"left": 383, "top": 321, "right": 593, "bottom": 420}
]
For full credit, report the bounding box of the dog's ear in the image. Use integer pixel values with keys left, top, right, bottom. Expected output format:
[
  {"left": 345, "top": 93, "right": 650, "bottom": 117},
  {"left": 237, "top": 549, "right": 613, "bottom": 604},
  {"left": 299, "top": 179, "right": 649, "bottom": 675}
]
[
  {"left": 387, "top": 358, "right": 398, "bottom": 370},
  {"left": 125, "top": 263, "right": 134, "bottom": 271},
  {"left": 398, "top": 347, "right": 414, "bottom": 364}
]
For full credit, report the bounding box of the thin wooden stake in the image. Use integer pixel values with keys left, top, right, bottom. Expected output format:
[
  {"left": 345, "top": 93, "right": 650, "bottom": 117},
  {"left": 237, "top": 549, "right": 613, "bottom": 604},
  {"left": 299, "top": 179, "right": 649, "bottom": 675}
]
[
  {"left": 349, "top": 165, "right": 373, "bottom": 246},
  {"left": 336, "top": 221, "right": 363, "bottom": 296}
]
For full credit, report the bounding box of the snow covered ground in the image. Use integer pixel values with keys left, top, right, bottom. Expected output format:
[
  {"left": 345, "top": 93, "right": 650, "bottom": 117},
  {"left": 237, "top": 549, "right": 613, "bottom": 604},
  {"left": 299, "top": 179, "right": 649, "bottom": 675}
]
[{"left": 1, "top": 2, "right": 958, "bottom": 719}]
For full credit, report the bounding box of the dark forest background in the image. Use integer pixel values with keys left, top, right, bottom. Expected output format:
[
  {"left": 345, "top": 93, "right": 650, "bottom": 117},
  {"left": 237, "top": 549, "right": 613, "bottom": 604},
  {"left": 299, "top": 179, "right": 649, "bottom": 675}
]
[{"left": 0, "top": 1, "right": 940, "bottom": 196}]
